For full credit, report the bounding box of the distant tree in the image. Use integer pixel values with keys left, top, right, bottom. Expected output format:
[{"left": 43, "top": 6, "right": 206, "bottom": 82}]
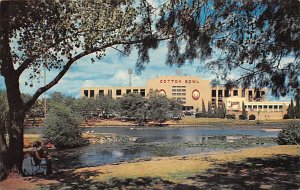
[
  {"left": 242, "top": 101, "right": 247, "bottom": 117},
  {"left": 95, "top": 95, "right": 117, "bottom": 118},
  {"left": 44, "top": 103, "right": 87, "bottom": 148},
  {"left": 119, "top": 93, "right": 146, "bottom": 122},
  {"left": 218, "top": 103, "right": 226, "bottom": 119},
  {"left": 207, "top": 101, "right": 213, "bottom": 118},
  {"left": 72, "top": 98, "right": 96, "bottom": 117},
  {"left": 288, "top": 99, "right": 295, "bottom": 119},
  {"left": 48, "top": 92, "right": 76, "bottom": 110},
  {"left": 295, "top": 89, "right": 300, "bottom": 119},
  {"left": 214, "top": 104, "right": 219, "bottom": 118},
  {"left": 168, "top": 98, "right": 182, "bottom": 115},
  {"left": 201, "top": 99, "right": 206, "bottom": 116},
  {"left": 146, "top": 92, "right": 179, "bottom": 123},
  {"left": 222, "top": 103, "right": 227, "bottom": 118}
]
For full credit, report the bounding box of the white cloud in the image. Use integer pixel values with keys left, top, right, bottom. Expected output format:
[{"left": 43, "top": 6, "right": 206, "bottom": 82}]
[{"left": 82, "top": 80, "right": 96, "bottom": 87}]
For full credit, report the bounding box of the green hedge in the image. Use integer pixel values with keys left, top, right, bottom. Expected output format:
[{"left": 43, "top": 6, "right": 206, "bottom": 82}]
[{"left": 277, "top": 122, "right": 300, "bottom": 145}]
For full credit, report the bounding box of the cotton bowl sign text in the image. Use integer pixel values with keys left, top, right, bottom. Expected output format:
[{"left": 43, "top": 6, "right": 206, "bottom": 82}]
[{"left": 160, "top": 79, "right": 199, "bottom": 84}]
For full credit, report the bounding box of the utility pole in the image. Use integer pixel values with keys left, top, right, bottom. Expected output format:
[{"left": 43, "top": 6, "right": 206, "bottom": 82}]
[
  {"left": 44, "top": 66, "right": 47, "bottom": 118},
  {"left": 128, "top": 68, "right": 133, "bottom": 86}
]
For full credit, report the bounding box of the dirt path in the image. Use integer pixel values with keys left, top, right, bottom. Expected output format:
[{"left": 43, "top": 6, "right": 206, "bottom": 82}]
[{"left": 1, "top": 145, "right": 299, "bottom": 190}]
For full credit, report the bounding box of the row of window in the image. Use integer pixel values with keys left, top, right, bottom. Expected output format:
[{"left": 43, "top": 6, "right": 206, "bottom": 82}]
[
  {"left": 83, "top": 89, "right": 146, "bottom": 97},
  {"left": 172, "top": 86, "right": 186, "bottom": 88},
  {"left": 211, "top": 89, "right": 266, "bottom": 98},
  {"left": 172, "top": 93, "right": 187, "bottom": 96},
  {"left": 245, "top": 105, "right": 283, "bottom": 110},
  {"left": 172, "top": 89, "right": 187, "bottom": 92}
]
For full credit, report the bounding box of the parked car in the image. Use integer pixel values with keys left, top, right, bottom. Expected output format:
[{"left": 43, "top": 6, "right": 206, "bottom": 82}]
[
  {"left": 172, "top": 114, "right": 182, "bottom": 120},
  {"left": 183, "top": 111, "right": 192, "bottom": 116}
]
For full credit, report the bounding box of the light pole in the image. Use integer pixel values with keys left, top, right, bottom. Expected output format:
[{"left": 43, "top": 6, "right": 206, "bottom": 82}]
[{"left": 44, "top": 66, "right": 47, "bottom": 118}]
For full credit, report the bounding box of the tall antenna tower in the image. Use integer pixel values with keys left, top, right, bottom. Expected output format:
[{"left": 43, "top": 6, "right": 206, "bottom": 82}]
[{"left": 128, "top": 68, "right": 133, "bottom": 86}]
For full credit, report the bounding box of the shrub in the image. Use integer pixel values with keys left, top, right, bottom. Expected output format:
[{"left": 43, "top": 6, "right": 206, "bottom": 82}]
[
  {"left": 249, "top": 114, "right": 256, "bottom": 120},
  {"left": 277, "top": 122, "right": 300, "bottom": 145},
  {"left": 225, "top": 114, "right": 236, "bottom": 119},
  {"left": 195, "top": 112, "right": 206, "bottom": 118},
  {"left": 44, "top": 103, "right": 88, "bottom": 148},
  {"left": 239, "top": 115, "right": 247, "bottom": 120},
  {"left": 283, "top": 114, "right": 290, "bottom": 119}
]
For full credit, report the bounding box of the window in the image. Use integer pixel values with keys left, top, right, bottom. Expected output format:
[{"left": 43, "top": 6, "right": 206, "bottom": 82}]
[
  {"left": 253, "top": 105, "right": 257, "bottom": 109},
  {"left": 140, "top": 89, "right": 145, "bottom": 97},
  {"left": 279, "top": 105, "right": 283, "bottom": 110},
  {"left": 90, "top": 90, "right": 94, "bottom": 98},
  {"left": 225, "top": 90, "right": 230, "bottom": 97},
  {"left": 255, "top": 91, "right": 261, "bottom": 99},
  {"left": 212, "top": 90, "right": 216, "bottom": 97},
  {"left": 84, "top": 90, "right": 88, "bottom": 97},
  {"left": 126, "top": 89, "right": 131, "bottom": 94},
  {"left": 233, "top": 90, "right": 238, "bottom": 96},
  {"left": 249, "top": 91, "right": 253, "bottom": 99},
  {"left": 263, "top": 105, "right": 268, "bottom": 109},
  {"left": 172, "top": 93, "right": 176, "bottom": 96},
  {"left": 133, "top": 89, "right": 138, "bottom": 93},
  {"left": 268, "top": 105, "right": 273, "bottom": 109},
  {"left": 116, "top": 89, "right": 122, "bottom": 96},
  {"left": 218, "top": 90, "right": 223, "bottom": 97},
  {"left": 258, "top": 105, "right": 262, "bottom": 109},
  {"left": 247, "top": 105, "right": 252, "bottom": 109},
  {"left": 99, "top": 90, "right": 104, "bottom": 96},
  {"left": 274, "top": 105, "right": 278, "bottom": 109}
]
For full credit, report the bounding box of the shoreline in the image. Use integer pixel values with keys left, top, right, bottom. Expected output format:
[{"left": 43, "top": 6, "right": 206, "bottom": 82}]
[
  {"left": 24, "top": 117, "right": 300, "bottom": 129},
  {"left": 3, "top": 145, "right": 299, "bottom": 190}
]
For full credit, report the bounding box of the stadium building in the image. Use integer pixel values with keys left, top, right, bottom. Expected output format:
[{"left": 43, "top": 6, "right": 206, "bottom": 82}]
[{"left": 80, "top": 75, "right": 289, "bottom": 120}]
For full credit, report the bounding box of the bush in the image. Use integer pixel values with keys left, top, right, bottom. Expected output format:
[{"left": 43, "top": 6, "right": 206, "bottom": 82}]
[
  {"left": 225, "top": 114, "right": 236, "bottom": 119},
  {"left": 283, "top": 114, "right": 290, "bottom": 119},
  {"left": 277, "top": 122, "right": 300, "bottom": 145},
  {"left": 195, "top": 112, "right": 206, "bottom": 118},
  {"left": 239, "top": 115, "right": 247, "bottom": 120},
  {"left": 44, "top": 104, "right": 89, "bottom": 148},
  {"left": 249, "top": 114, "right": 256, "bottom": 120}
]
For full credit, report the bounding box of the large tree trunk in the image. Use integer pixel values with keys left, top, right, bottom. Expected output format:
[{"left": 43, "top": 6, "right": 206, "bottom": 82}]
[
  {"left": 0, "top": 116, "right": 8, "bottom": 180},
  {"left": 0, "top": 75, "right": 26, "bottom": 179},
  {"left": 0, "top": 1, "right": 27, "bottom": 179}
]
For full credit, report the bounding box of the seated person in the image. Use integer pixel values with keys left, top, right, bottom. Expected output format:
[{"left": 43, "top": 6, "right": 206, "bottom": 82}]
[{"left": 32, "top": 141, "right": 53, "bottom": 175}]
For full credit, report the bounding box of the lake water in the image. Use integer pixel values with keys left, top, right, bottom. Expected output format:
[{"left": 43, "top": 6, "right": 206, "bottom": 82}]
[{"left": 24, "top": 126, "right": 278, "bottom": 172}]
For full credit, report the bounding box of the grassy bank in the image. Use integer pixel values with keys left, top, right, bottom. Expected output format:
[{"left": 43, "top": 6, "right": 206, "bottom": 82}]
[
  {"left": 3, "top": 145, "right": 299, "bottom": 190},
  {"left": 74, "top": 145, "right": 300, "bottom": 183},
  {"left": 175, "top": 117, "right": 300, "bottom": 127}
]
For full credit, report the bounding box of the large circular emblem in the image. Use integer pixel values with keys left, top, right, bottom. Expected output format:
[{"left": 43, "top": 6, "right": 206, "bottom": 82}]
[
  {"left": 158, "top": 89, "right": 166, "bottom": 96},
  {"left": 192, "top": 89, "right": 200, "bottom": 100}
]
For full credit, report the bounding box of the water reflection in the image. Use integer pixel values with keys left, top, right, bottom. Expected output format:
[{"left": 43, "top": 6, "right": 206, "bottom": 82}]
[{"left": 24, "top": 127, "right": 278, "bottom": 170}]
